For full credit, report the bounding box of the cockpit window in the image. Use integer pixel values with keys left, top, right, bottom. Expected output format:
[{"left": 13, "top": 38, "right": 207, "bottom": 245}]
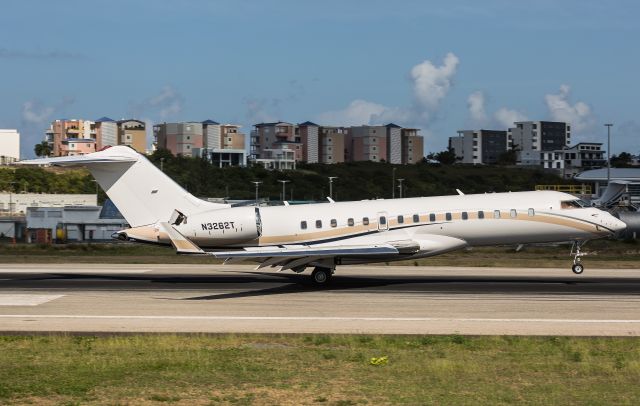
[{"left": 561, "top": 199, "right": 589, "bottom": 209}]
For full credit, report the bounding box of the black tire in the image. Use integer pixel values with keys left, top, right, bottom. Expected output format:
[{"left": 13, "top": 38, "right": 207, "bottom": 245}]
[
  {"left": 311, "top": 268, "right": 332, "bottom": 285},
  {"left": 572, "top": 263, "right": 584, "bottom": 275}
]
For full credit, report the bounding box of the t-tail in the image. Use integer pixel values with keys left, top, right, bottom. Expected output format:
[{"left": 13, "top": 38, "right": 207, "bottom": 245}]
[{"left": 20, "top": 146, "right": 230, "bottom": 230}]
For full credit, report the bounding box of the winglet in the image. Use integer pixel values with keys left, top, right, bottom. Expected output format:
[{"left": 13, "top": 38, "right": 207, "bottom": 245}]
[{"left": 158, "top": 222, "right": 204, "bottom": 254}]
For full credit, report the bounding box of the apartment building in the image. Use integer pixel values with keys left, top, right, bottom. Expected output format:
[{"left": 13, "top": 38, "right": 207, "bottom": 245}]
[
  {"left": 541, "top": 142, "right": 606, "bottom": 177},
  {"left": 201, "top": 120, "right": 246, "bottom": 167},
  {"left": 508, "top": 121, "right": 570, "bottom": 165},
  {"left": 46, "top": 119, "right": 96, "bottom": 156},
  {"left": 449, "top": 130, "right": 509, "bottom": 165},
  {"left": 319, "top": 126, "right": 347, "bottom": 164},
  {"left": 347, "top": 125, "right": 388, "bottom": 162},
  {"left": 0, "top": 129, "right": 20, "bottom": 164},
  {"left": 117, "top": 119, "right": 146, "bottom": 153},
  {"left": 154, "top": 122, "right": 203, "bottom": 157},
  {"left": 250, "top": 122, "right": 303, "bottom": 169},
  {"left": 297, "top": 121, "right": 320, "bottom": 163},
  {"left": 401, "top": 128, "right": 423, "bottom": 164},
  {"left": 93, "top": 117, "right": 118, "bottom": 150}
]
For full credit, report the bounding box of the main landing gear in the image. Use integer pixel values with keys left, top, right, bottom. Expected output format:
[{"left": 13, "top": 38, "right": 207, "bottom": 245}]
[
  {"left": 570, "top": 241, "right": 586, "bottom": 275},
  {"left": 311, "top": 267, "right": 334, "bottom": 285}
]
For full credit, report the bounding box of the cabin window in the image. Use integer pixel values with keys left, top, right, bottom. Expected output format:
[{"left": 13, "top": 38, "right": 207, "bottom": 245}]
[
  {"left": 478, "top": 211, "right": 484, "bottom": 219},
  {"left": 379, "top": 216, "right": 387, "bottom": 225},
  {"left": 528, "top": 208, "right": 535, "bottom": 217},
  {"left": 330, "top": 219, "right": 337, "bottom": 228},
  {"left": 429, "top": 213, "right": 436, "bottom": 222},
  {"left": 315, "top": 220, "right": 322, "bottom": 228},
  {"left": 494, "top": 210, "right": 501, "bottom": 219},
  {"left": 462, "top": 212, "right": 468, "bottom": 220},
  {"left": 510, "top": 209, "right": 517, "bottom": 218},
  {"left": 300, "top": 221, "right": 307, "bottom": 230},
  {"left": 413, "top": 214, "right": 419, "bottom": 223},
  {"left": 363, "top": 217, "right": 369, "bottom": 226},
  {"left": 445, "top": 213, "right": 452, "bottom": 221},
  {"left": 348, "top": 218, "right": 354, "bottom": 226},
  {"left": 397, "top": 215, "right": 404, "bottom": 224}
]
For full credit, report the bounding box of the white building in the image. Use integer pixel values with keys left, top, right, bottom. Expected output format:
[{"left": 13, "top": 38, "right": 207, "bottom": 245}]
[
  {"left": 0, "top": 193, "right": 97, "bottom": 216},
  {"left": 508, "top": 121, "right": 571, "bottom": 166},
  {"left": 0, "top": 129, "right": 20, "bottom": 164},
  {"left": 449, "top": 130, "right": 509, "bottom": 164}
]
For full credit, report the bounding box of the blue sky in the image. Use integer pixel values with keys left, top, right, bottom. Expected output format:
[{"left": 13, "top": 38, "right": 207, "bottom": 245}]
[{"left": 1, "top": 0, "right": 638, "bottom": 158}]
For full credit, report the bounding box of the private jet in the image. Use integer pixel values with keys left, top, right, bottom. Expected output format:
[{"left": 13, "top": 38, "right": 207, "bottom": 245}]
[{"left": 21, "top": 146, "right": 627, "bottom": 284}]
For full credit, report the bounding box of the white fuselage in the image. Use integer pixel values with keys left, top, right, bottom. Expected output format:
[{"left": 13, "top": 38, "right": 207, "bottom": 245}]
[{"left": 162, "top": 190, "right": 626, "bottom": 264}]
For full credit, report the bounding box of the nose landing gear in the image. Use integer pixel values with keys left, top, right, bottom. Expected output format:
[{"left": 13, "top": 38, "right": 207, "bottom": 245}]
[{"left": 570, "top": 241, "right": 587, "bottom": 274}]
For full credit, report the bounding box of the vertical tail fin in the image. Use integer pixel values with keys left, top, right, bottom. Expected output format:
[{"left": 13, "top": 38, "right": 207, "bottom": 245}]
[{"left": 20, "top": 146, "right": 229, "bottom": 227}]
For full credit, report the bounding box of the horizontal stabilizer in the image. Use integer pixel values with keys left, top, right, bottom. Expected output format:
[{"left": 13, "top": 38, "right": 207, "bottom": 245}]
[
  {"left": 159, "top": 222, "right": 204, "bottom": 254},
  {"left": 19, "top": 149, "right": 138, "bottom": 166}
]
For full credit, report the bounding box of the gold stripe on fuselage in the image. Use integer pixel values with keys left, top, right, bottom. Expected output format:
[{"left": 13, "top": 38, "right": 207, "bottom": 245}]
[{"left": 256, "top": 211, "right": 606, "bottom": 246}]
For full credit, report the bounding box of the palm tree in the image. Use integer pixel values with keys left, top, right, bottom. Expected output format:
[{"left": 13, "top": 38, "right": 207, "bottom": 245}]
[{"left": 34, "top": 141, "right": 52, "bottom": 157}]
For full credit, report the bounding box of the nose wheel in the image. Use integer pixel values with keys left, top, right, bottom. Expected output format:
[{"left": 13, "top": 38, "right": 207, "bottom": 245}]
[{"left": 570, "top": 241, "right": 587, "bottom": 274}]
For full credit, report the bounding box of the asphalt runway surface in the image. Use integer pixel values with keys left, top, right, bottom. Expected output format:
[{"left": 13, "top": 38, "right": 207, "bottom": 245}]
[{"left": 1, "top": 263, "right": 640, "bottom": 336}]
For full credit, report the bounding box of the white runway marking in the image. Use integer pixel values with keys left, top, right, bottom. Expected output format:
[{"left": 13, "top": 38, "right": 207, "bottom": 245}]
[
  {"left": 0, "top": 295, "right": 65, "bottom": 306},
  {"left": 0, "top": 315, "right": 639, "bottom": 324},
  {"left": 0, "top": 269, "right": 151, "bottom": 274}
]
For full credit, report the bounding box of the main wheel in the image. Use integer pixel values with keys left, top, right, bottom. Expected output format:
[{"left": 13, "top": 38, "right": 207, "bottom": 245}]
[
  {"left": 311, "top": 268, "right": 332, "bottom": 285},
  {"left": 572, "top": 263, "right": 584, "bottom": 274}
]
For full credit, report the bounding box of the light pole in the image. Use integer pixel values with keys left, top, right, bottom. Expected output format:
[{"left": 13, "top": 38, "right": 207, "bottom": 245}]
[
  {"left": 251, "top": 181, "right": 262, "bottom": 206},
  {"left": 278, "top": 180, "right": 290, "bottom": 202},
  {"left": 160, "top": 157, "right": 165, "bottom": 172},
  {"left": 604, "top": 123, "right": 613, "bottom": 186},
  {"left": 397, "top": 178, "right": 405, "bottom": 199},
  {"left": 328, "top": 177, "right": 338, "bottom": 200},
  {"left": 7, "top": 181, "right": 16, "bottom": 216},
  {"left": 392, "top": 167, "right": 397, "bottom": 198}
]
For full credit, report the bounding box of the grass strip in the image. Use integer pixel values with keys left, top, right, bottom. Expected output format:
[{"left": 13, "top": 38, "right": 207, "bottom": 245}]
[{"left": 0, "top": 334, "right": 639, "bottom": 405}]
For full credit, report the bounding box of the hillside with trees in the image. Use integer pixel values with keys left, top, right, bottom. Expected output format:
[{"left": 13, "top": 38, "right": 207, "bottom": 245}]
[{"left": 0, "top": 149, "right": 576, "bottom": 203}]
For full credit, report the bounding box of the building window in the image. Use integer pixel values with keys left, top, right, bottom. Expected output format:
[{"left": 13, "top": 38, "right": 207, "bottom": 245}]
[
  {"left": 510, "top": 209, "right": 517, "bottom": 218},
  {"left": 478, "top": 211, "right": 484, "bottom": 219},
  {"left": 348, "top": 218, "right": 354, "bottom": 226},
  {"left": 330, "top": 219, "right": 337, "bottom": 228},
  {"left": 494, "top": 210, "right": 501, "bottom": 219},
  {"left": 462, "top": 212, "right": 468, "bottom": 220},
  {"left": 528, "top": 208, "right": 535, "bottom": 217},
  {"left": 429, "top": 213, "right": 436, "bottom": 222},
  {"left": 413, "top": 214, "right": 419, "bottom": 223},
  {"left": 316, "top": 220, "right": 322, "bottom": 228},
  {"left": 300, "top": 221, "right": 307, "bottom": 230},
  {"left": 363, "top": 217, "right": 369, "bottom": 225},
  {"left": 397, "top": 215, "right": 404, "bottom": 224},
  {"left": 445, "top": 213, "right": 452, "bottom": 221}
]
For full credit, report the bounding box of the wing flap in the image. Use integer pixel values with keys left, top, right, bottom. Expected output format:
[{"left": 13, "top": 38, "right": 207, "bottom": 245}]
[{"left": 208, "top": 244, "right": 399, "bottom": 259}]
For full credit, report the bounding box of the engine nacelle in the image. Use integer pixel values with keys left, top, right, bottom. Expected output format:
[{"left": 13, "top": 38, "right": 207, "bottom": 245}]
[{"left": 178, "top": 206, "right": 260, "bottom": 246}]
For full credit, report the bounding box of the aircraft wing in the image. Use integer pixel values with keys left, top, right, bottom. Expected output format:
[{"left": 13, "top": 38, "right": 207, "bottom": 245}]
[{"left": 207, "top": 244, "right": 401, "bottom": 271}]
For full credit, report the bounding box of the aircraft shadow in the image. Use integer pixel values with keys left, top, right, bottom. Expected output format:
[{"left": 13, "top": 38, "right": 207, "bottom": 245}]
[{"left": 2, "top": 272, "right": 640, "bottom": 301}]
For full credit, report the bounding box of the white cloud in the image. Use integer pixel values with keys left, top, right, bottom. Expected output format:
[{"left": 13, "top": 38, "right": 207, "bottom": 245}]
[
  {"left": 545, "top": 84, "right": 594, "bottom": 132},
  {"left": 317, "top": 53, "right": 459, "bottom": 128},
  {"left": 317, "top": 99, "right": 410, "bottom": 126},
  {"left": 494, "top": 107, "right": 528, "bottom": 128},
  {"left": 411, "top": 52, "right": 459, "bottom": 111},
  {"left": 130, "top": 85, "right": 184, "bottom": 120},
  {"left": 21, "top": 101, "right": 55, "bottom": 124},
  {"left": 467, "top": 91, "right": 487, "bottom": 125},
  {"left": 244, "top": 97, "right": 280, "bottom": 123}
]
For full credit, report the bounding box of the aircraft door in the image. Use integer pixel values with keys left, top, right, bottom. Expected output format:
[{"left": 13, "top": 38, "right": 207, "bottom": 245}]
[{"left": 377, "top": 211, "right": 389, "bottom": 231}]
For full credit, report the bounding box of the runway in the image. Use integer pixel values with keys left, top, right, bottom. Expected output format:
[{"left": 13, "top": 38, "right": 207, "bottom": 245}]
[{"left": 1, "top": 263, "right": 640, "bottom": 336}]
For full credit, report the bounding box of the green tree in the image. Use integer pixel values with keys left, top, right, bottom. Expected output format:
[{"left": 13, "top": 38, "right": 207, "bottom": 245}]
[
  {"left": 34, "top": 141, "right": 52, "bottom": 157},
  {"left": 433, "top": 147, "right": 457, "bottom": 165},
  {"left": 610, "top": 152, "right": 633, "bottom": 167}
]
